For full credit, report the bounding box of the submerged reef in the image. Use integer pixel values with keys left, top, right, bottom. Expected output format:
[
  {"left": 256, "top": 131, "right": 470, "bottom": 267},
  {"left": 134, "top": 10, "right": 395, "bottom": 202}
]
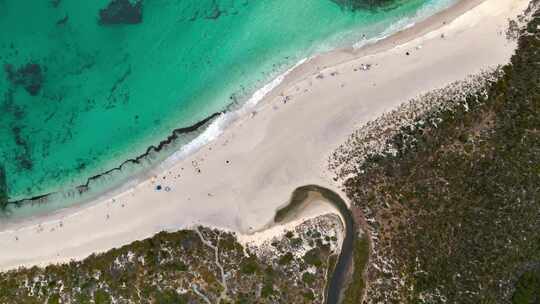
[
  {"left": 4, "top": 63, "right": 44, "bottom": 96},
  {"left": 332, "top": 0, "right": 397, "bottom": 10},
  {"left": 4, "top": 111, "right": 221, "bottom": 209},
  {"left": 50, "top": 0, "right": 61, "bottom": 8},
  {"left": 99, "top": 0, "right": 143, "bottom": 25}
]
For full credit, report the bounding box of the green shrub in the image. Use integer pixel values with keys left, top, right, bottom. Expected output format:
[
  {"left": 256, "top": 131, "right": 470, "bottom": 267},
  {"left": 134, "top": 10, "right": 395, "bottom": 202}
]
[
  {"left": 278, "top": 252, "right": 294, "bottom": 265},
  {"left": 239, "top": 256, "right": 259, "bottom": 275},
  {"left": 512, "top": 270, "right": 540, "bottom": 304}
]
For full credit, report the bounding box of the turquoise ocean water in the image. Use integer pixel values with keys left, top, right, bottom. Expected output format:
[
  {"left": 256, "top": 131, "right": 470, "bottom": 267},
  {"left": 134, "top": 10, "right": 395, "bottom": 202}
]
[{"left": 0, "top": 0, "right": 455, "bottom": 216}]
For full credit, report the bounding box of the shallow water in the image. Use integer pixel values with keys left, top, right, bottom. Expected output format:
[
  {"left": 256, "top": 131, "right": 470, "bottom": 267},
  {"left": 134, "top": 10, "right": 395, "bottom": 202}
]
[{"left": 0, "top": 0, "right": 454, "bottom": 210}]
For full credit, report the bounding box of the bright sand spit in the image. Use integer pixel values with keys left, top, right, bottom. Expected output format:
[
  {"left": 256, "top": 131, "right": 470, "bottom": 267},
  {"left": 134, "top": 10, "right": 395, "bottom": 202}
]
[{"left": 0, "top": 0, "right": 530, "bottom": 270}]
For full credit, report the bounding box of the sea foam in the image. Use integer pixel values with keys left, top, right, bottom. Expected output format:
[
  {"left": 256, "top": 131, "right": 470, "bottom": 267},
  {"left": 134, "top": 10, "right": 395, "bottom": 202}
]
[
  {"left": 353, "top": 0, "right": 458, "bottom": 49},
  {"left": 160, "top": 57, "right": 310, "bottom": 168},
  {"left": 160, "top": 0, "right": 459, "bottom": 168}
]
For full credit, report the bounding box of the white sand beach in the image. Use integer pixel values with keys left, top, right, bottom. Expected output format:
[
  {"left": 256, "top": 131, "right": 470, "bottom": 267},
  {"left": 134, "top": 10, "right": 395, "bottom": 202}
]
[{"left": 0, "top": 0, "right": 530, "bottom": 270}]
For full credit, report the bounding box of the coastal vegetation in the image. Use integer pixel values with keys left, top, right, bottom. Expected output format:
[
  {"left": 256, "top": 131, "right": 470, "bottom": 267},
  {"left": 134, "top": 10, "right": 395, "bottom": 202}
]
[
  {"left": 1, "top": 2, "right": 537, "bottom": 304},
  {"left": 512, "top": 269, "right": 540, "bottom": 304},
  {"left": 273, "top": 185, "right": 362, "bottom": 304},
  {"left": 331, "top": 4, "right": 540, "bottom": 303},
  {"left": 342, "top": 234, "right": 370, "bottom": 304},
  {"left": 0, "top": 216, "right": 341, "bottom": 303}
]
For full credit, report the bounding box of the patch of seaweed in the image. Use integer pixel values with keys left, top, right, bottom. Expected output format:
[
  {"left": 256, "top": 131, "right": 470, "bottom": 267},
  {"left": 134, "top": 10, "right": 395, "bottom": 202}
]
[
  {"left": 4, "top": 63, "right": 44, "bottom": 96},
  {"left": 0, "top": 166, "right": 8, "bottom": 211},
  {"left": 332, "top": 0, "right": 402, "bottom": 11},
  {"left": 99, "top": 0, "right": 143, "bottom": 25},
  {"left": 6, "top": 111, "right": 223, "bottom": 209}
]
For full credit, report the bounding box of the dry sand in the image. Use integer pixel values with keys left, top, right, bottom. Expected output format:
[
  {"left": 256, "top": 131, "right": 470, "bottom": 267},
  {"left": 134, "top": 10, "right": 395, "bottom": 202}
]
[{"left": 0, "top": 0, "right": 530, "bottom": 270}]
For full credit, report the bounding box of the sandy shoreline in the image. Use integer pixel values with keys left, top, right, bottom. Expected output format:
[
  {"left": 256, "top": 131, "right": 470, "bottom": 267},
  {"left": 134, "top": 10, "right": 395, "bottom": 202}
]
[{"left": 0, "top": 0, "right": 529, "bottom": 270}]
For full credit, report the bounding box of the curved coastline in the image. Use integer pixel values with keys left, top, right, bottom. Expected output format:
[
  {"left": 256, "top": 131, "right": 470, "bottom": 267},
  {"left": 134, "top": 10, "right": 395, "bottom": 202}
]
[
  {"left": 2, "top": 0, "right": 470, "bottom": 216},
  {"left": 0, "top": 0, "right": 522, "bottom": 274},
  {"left": 2, "top": 0, "right": 446, "bottom": 205},
  {"left": 6, "top": 111, "right": 223, "bottom": 209}
]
